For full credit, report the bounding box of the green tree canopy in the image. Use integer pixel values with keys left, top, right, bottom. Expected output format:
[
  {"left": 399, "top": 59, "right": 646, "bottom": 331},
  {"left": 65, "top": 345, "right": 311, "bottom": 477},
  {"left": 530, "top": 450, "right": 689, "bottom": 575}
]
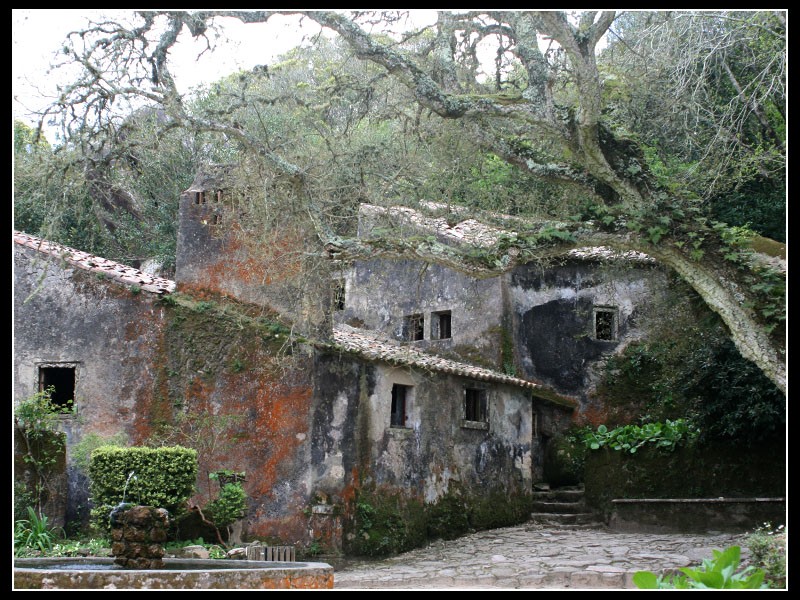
[{"left": 13, "top": 10, "right": 786, "bottom": 394}]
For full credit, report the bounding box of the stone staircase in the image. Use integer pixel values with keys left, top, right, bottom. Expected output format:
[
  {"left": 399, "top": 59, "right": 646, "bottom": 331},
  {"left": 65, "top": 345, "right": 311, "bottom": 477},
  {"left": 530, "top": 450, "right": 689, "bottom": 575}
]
[{"left": 529, "top": 484, "right": 605, "bottom": 529}]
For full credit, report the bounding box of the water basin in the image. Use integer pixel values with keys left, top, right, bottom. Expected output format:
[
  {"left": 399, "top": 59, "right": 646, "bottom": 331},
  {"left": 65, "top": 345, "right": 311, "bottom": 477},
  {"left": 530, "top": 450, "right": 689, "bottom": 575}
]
[{"left": 14, "top": 557, "right": 334, "bottom": 589}]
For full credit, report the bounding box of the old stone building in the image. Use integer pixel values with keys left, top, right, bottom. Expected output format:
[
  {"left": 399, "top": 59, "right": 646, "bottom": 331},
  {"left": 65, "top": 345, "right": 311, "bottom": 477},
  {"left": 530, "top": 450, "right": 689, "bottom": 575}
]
[{"left": 13, "top": 173, "right": 674, "bottom": 554}]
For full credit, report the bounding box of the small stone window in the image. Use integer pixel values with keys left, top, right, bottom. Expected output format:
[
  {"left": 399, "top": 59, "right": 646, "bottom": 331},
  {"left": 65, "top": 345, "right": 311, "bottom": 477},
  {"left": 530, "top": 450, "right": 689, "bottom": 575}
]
[
  {"left": 332, "top": 280, "right": 346, "bottom": 311},
  {"left": 37, "top": 364, "right": 77, "bottom": 412},
  {"left": 390, "top": 384, "right": 412, "bottom": 428},
  {"left": 431, "top": 310, "right": 452, "bottom": 340},
  {"left": 594, "top": 307, "right": 617, "bottom": 341},
  {"left": 194, "top": 191, "right": 206, "bottom": 205},
  {"left": 463, "top": 387, "right": 488, "bottom": 429},
  {"left": 403, "top": 314, "right": 425, "bottom": 341}
]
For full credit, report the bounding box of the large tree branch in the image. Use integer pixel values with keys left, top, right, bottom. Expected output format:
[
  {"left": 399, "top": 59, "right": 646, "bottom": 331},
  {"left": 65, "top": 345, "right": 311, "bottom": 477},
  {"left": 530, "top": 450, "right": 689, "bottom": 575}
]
[{"left": 323, "top": 205, "right": 785, "bottom": 395}]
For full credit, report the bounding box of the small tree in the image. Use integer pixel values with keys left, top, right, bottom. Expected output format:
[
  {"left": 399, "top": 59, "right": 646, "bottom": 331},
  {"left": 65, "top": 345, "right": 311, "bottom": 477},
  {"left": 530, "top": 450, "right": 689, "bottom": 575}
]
[
  {"left": 14, "top": 387, "right": 72, "bottom": 519},
  {"left": 205, "top": 476, "right": 248, "bottom": 545}
]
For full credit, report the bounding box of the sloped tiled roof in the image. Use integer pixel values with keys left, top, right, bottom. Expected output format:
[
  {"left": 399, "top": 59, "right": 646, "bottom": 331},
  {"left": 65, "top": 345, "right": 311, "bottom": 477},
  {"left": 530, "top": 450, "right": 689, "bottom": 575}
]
[
  {"left": 331, "top": 324, "right": 575, "bottom": 407},
  {"left": 13, "top": 231, "right": 176, "bottom": 295}
]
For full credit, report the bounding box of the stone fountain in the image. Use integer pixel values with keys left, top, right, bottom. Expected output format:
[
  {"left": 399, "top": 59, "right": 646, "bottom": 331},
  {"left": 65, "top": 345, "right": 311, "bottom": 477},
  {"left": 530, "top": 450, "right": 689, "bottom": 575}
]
[{"left": 14, "top": 504, "right": 334, "bottom": 589}]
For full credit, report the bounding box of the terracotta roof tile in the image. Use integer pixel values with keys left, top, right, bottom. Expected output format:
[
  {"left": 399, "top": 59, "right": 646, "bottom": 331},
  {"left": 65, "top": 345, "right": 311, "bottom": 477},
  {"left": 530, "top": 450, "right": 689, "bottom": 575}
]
[
  {"left": 331, "top": 324, "right": 574, "bottom": 407},
  {"left": 13, "top": 231, "right": 176, "bottom": 295}
]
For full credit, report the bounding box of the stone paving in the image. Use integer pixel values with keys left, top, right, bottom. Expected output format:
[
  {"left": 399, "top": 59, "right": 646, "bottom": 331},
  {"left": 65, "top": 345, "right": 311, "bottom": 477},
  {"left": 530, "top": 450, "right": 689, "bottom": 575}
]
[{"left": 332, "top": 522, "right": 750, "bottom": 590}]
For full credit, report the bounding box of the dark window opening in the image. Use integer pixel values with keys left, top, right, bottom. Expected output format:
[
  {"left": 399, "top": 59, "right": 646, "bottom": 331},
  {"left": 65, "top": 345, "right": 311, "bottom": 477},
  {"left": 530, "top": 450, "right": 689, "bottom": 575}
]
[
  {"left": 403, "top": 314, "right": 424, "bottom": 341},
  {"left": 391, "top": 384, "right": 410, "bottom": 427},
  {"left": 464, "top": 388, "right": 487, "bottom": 422},
  {"left": 333, "top": 281, "right": 346, "bottom": 311},
  {"left": 38, "top": 366, "right": 76, "bottom": 411},
  {"left": 432, "top": 311, "right": 452, "bottom": 340},
  {"left": 212, "top": 213, "right": 222, "bottom": 225},
  {"left": 594, "top": 308, "right": 616, "bottom": 341},
  {"left": 194, "top": 191, "right": 207, "bottom": 205}
]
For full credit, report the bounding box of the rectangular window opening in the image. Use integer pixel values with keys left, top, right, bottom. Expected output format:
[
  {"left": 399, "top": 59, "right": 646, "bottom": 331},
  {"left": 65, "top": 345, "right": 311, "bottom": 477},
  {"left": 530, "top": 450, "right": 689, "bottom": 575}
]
[
  {"left": 38, "top": 365, "right": 76, "bottom": 412},
  {"left": 333, "top": 280, "right": 346, "bottom": 311},
  {"left": 432, "top": 310, "right": 452, "bottom": 340},
  {"left": 403, "top": 314, "right": 424, "bottom": 341},
  {"left": 390, "top": 384, "right": 411, "bottom": 428},
  {"left": 464, "top": 387, "right": 487, "bottom": 423},
  {"left": 594, "top": 308, "right": 617, "bottom": 341}
]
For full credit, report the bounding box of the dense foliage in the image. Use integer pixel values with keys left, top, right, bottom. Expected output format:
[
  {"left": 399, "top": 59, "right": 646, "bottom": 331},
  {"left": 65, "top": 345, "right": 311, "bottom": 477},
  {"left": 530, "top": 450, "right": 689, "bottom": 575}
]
[
  {"left": 594, "top": 285, "right": 785, "bottom": 446},
  {"left": 13, "top": 11, "right": 786, "bottom": 394},
  {"left": 14, "top": 388, "right": 72, "bottom": 518}
]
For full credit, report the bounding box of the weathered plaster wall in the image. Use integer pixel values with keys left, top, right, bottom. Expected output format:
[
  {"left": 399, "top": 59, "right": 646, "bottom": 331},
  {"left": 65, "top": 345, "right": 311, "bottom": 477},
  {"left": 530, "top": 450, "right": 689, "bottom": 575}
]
[
  {"left": 175, "top": 185, "right": 333, "bottom": 340},
  {"left": 508, "top": 259, "right": 669, "bottom": 405},
  {"left": 361, "top": 365, "right": 533, "bottom": 501},
  {"left": 14, "top": 239, "right": 557, "bottom": 555},
  {"left": 14, "top": 245, "right": 168, "bottom": 525},
  {"left": 339, "top": 258, "right": 506, "bottom": 368},
  {"left": 14, "top": 243, "right": 333, "bottom": 547}
]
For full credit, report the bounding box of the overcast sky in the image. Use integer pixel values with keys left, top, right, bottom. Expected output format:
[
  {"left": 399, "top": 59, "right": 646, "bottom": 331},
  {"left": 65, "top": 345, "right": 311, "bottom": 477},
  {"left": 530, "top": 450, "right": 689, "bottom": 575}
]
[
  {"left": 11, "top": 9, "right": 330, "bottom": 130},
  {"left": 12, "top": 10, "right": 443, "bottom": 130}
]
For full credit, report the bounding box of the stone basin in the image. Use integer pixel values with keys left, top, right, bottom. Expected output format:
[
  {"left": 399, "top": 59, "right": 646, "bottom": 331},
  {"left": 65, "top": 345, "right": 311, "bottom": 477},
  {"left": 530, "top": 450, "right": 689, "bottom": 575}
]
[{"left": 14, "top": 557, "right": 334, "bottom": 589}]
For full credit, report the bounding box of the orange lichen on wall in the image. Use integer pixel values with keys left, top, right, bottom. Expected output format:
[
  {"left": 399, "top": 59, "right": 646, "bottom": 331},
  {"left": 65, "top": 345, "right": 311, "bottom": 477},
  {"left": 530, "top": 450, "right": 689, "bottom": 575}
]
[
  {"left": 245, "top": 381, "right": 312, "bottom": 498},
  {"left": 257, "top": 574, "right": 334, "bottom": 589},
  {"left": 119, "top": 304, "right": 166, "bottom": 444},
  {"left": 201, "top": 228, "right": 306, "bottom": 291}
]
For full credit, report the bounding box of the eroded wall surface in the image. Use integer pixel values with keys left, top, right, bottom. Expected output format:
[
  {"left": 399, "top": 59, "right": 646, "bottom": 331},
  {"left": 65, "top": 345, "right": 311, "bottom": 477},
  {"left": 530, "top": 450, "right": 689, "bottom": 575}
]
[
  {"left": 509, "top": 259, "right": 669, "bottom": 403},
  {"left": 14, "top": 244, "right": 334, "bottom": 546},
  {"left": 339, "top": 258, "right": 506, "bottom": 369}
]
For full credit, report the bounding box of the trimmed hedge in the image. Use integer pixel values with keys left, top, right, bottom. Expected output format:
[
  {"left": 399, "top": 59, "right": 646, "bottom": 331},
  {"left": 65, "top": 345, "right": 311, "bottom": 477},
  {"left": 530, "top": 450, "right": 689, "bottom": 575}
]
[{"left": 89, "top": 445, "right": 197, "bottom": 531}]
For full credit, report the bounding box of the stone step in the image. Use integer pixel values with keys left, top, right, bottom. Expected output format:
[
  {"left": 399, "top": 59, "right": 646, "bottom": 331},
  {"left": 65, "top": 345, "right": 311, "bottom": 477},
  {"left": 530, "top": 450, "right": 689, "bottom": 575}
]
[
  {"left": 529, "top": 512, "right": 600, "bottom": 527},
  {"left": 532, "top": 489, "right": 586, "bottom": 503},
  {"left": 530, "top": 500, "right": 586, "bottom": 514}
]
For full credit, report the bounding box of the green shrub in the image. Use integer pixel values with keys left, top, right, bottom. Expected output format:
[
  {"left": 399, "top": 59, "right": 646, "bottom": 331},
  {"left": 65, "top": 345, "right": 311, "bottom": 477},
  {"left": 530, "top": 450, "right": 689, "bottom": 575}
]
[
  {"left": 206, "top": 482, "right": 247, "bottom": 530},
  {"left": 633, "top": 546, "right": 767, "bottom": 589},
  {"left": 89, "top": 445, "right": 197, "bottom": 532},
  {"left": 15, "top": 506, "right": 63, "bottom": 556},
  {"left": 14, "top": 387, "right": 71, "bottom": 515},
  {"left": 581, "top": 419, "right": 698, "bottom": 454},
  {"left": 746, "top": 523, "right": 786, "bottom": 588}
]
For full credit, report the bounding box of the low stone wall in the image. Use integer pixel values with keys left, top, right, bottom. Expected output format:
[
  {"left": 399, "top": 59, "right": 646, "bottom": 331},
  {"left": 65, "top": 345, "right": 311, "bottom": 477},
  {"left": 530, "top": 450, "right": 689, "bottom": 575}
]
[
  {"left": 608, "top": 497, "right": 786, "bottom": 533},
  {"left": 14, "top": 558, "right": 335, "bottom": 590}
]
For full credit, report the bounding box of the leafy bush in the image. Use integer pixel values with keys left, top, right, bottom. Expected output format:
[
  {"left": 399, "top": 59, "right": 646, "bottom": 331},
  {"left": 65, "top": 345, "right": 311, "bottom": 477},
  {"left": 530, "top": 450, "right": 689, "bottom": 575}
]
[
  {"left": 15, "top": 507, "right": 63, "bottom": 556},
  {"left": 633, "top": 546, "right": 767, "bottom": 589},
  {"left": 206, "top": 482, "right": 247, "bottom": 529},
  {"left": 746, "top": 523, "right": 786, "bottom": 588},
  {"left": 683, "top": 339, "right": 785, "bottom": 445},
  {"left": 581, "top": 419, "right": 698, "bottom": 454},
  {"left": 89, "top": 445, "right": 197, "bottom": 532}
]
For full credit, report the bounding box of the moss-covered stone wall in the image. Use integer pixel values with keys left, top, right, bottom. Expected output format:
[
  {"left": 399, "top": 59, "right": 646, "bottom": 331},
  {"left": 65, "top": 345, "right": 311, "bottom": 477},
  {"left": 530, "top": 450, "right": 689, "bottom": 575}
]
[{"left": 584, "top": 437, "right": 786, "bottom": 520}]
